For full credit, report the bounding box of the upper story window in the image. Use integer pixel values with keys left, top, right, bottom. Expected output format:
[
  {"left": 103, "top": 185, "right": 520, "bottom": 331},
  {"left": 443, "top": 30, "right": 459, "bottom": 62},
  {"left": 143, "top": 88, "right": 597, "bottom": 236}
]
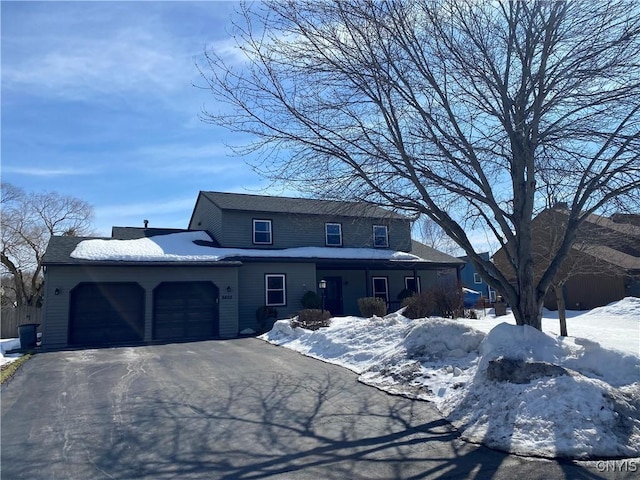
[
  {"left": 473, "top": 273, "right": 482, "bottom": 284},
  {"left": 265, "top": 274, "right": 286, "bottom": 306},
  {"left": 253, "top": 219, "right": 272, "bottom": 245},
  {"left": 325, "top": 223, "right": 343, "bottom": 246},
  {"left": 373, "top": 225, "right": 389, "bottom": 248}
]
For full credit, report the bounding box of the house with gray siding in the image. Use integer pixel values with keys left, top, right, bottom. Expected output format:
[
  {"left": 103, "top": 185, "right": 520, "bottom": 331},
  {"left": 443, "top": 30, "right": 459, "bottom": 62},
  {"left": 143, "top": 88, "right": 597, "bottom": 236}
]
[{"left": 41, "top": 191, "right": 463, "bottom": 349}]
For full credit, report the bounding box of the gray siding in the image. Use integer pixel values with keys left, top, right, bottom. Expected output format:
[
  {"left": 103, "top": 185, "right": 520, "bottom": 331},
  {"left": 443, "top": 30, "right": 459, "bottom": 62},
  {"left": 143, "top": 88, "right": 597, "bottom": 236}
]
[
  {"left": 237, "top": 262, "right": 317, "bottom": 331},
  {"left": 210, "top": 210, "right": 412, "bottom": 251},
  {"left": 189, "top": 197, "right": 223, "bottom": 241},
  {"left": 316, "top": 268, "right": 443, "bottom": 316},
  {"left": 43, "top": 265, "right": 239, "bottom": 348}
]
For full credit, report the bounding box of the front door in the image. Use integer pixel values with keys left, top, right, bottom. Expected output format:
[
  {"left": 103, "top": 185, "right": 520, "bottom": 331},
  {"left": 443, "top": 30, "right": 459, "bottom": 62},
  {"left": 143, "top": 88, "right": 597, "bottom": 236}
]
[{"left": 323, "top": 276, "right": 343, "bottom": 315}]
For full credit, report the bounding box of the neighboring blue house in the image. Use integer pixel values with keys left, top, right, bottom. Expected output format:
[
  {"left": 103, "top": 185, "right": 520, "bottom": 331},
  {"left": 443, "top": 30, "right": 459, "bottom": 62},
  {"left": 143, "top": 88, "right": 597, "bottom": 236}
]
[{"left": 458, "top": 252, "right": 496, "bottom": 304}]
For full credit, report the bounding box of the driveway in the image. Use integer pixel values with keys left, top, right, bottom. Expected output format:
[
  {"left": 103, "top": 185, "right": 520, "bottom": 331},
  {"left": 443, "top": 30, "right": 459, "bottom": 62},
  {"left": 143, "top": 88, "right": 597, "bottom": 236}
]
[{"left": 0, "top": 339, "right": 623, "bottom": 479}]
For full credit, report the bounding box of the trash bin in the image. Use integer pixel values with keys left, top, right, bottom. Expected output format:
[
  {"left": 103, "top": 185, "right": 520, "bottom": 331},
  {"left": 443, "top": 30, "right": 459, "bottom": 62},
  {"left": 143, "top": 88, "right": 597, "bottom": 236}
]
[
  {"left": 494, "top": 296, "right": 507, "bottom": 316},
  {"left": 18, "top": 323, "right": 39, "bottom": 350}
]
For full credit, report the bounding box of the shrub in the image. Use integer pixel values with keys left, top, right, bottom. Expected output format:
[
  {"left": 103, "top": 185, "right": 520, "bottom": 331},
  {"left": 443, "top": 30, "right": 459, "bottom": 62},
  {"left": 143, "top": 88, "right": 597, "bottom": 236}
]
[
  {"left": 292, "top": 309, "right": 331, "bottom": 330},
  {"left": 358, "top": 297, "right": 387, "bottom": 317},
  {"left": 433, "top": 282, "right": 464, "bottom": 318},
  {"left": 402, "top": 283, "right": 464, "bottom": 319},
  {"left": 256, "top": 306, "right": 278, "bottom": 331},
  {"left": 402, "top": 291, "right": 437, "bottom": 319},
  {"left": 300, "top": 290, "right": 322, "bottom": 309}
]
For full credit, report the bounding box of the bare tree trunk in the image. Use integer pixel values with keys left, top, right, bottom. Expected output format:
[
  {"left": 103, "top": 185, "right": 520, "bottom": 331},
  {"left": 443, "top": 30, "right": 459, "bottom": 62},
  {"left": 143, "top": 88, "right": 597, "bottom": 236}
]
[
  {"left": 512, "top": 283, "right": 543, "bottom": 331},
  {"left": 555, "top": 284, "right": 568, "bottom": 337}
]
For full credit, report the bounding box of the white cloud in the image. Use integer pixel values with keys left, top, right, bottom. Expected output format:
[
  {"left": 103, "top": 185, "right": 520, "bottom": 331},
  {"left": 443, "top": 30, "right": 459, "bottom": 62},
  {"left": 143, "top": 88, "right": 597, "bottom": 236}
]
[
  {"left": 199, "top": 36, "right": 248, "bottom": 67},
  {"left": 2, "top": 3, "right": 214, "bottom": 102},
  {"left": 5, "top": 31, "right": 188, "bottom": 100},
  {"left": 134, "top": 142, "right": 229, "bottom": 161},
  {"left": 1, "top": 166, "right": 97, "bottom": 177}
]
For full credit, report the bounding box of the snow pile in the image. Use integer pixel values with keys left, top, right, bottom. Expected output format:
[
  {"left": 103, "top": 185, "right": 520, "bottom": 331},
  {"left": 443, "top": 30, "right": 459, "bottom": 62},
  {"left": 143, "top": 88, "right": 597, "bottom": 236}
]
[
  {"left": 71, "top": 231, "right": 425, "bottom": 262},
  {"left": 260, "top": 298, "right": 640, "bottom": 459},
  {"left": 444, "top": 323, "right": 640, "bottom": 458},
  {"left": 266, "top": 313, "right": 411, "bottom": 373},
  {"left": 1, "top": 338, "right": 22, "bottom": 366}
]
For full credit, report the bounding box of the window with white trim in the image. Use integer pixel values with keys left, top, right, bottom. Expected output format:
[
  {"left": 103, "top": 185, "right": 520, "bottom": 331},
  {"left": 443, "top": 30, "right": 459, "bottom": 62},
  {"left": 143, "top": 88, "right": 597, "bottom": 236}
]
[
  {"left": 405, "top": 276, "right": 421, "bottom": 293},
  {"left": 372, "top": 277, "right": 389, "bottom": 303},
  {"left": 265, "top": 274, "right": 286, "bottom": 306},
  {"left": 325, "top": 223, "right": 342, "bottom": 246},
  {"left": 473, "top": 273, "right": 482, "bottom": 284},
  {"left": 253, "top": 219, "right": 272, "bottom": 245},
  {"left": 373, "top": 225, "right": 389, "bottom": 247}
]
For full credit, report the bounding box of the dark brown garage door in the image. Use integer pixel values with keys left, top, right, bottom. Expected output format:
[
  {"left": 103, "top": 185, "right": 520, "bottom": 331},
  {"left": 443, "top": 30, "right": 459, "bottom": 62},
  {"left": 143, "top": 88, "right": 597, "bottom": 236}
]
[
  {"left": 69, "top": 283, "right": 145, "bottom": 346},
  {"left": 153, "top": 282, "right": 219, "bottom": 341}
]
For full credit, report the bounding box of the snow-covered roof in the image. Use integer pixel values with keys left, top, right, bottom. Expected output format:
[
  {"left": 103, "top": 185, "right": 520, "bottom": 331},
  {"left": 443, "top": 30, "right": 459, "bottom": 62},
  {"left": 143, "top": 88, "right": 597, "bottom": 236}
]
[{"left": 68, "top": 231, "right": 432, "bottom": 263}]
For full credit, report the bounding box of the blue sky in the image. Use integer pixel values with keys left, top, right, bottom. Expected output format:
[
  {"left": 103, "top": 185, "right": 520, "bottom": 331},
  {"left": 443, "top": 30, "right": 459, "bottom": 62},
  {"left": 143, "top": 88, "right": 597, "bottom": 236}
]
[{"left": 2, "top": 1, "right": 275, "bottom": 236}]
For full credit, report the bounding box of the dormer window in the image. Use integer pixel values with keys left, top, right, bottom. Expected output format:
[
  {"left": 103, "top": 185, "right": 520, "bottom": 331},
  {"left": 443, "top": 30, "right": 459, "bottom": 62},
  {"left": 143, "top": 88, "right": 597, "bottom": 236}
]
[
  {"left": 373, "top": 225, "right": 389, "bottom": 248},
  {"left": 253, "top": 219, "right": 272, "bottom": 244},
  {"left": 325, "top": 223, "right": 342, "bottom": 246}
]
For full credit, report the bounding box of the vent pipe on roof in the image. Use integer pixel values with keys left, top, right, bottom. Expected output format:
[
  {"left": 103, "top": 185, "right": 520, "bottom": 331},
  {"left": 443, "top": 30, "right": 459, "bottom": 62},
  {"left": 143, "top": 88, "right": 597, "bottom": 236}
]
[{"left": 144, "top": 219, "right": 149, "bottom": 228}]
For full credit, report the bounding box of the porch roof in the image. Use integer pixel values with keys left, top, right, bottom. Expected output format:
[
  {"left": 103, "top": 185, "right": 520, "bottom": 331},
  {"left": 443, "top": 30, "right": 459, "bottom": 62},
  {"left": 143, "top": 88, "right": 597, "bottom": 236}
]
[{"left": 44, "top": 231, "right": 463, "bottom": 269}]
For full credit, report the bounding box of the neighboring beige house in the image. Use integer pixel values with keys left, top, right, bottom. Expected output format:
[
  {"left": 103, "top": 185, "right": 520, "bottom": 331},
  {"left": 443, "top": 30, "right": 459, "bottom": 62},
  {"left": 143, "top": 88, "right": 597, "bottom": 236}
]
[
  {"left": 493, "top": 207, "right": 640, "bottom": 310},
  {"left": 42, "top": 191, "right": 463, "bottom": 348}
]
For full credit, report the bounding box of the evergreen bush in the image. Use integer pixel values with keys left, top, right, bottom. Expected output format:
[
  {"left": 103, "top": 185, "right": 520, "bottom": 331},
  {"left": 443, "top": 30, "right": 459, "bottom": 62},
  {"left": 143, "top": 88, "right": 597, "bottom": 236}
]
[{"left": 357, "top": 297, "right": 387, "bottom": 317}]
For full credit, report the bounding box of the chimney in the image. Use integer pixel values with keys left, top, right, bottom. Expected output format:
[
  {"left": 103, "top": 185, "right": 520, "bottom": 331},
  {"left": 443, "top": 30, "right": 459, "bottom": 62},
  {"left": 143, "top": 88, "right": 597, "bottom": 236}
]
[{"left": 143, "top": 219, "right": 149, "bottom": 228}]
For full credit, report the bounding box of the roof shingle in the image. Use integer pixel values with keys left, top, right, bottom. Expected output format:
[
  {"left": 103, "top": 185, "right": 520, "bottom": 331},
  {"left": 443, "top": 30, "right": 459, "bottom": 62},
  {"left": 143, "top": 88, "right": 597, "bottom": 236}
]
[{"left": 200, "top": 191, "right": 408, "bottom": 219}]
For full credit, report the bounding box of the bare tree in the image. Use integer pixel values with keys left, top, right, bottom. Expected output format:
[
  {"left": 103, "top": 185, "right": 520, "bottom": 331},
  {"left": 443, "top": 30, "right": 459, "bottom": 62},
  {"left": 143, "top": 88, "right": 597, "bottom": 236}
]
[
  {"left": 416, "top": 216, "right": 460, "bottom": 256},
  {"left": 1, "top": 183, "right": 94, "bottom": 307},
  {"left": 199, "top": 0, "right": 640, "bottom": 330}
]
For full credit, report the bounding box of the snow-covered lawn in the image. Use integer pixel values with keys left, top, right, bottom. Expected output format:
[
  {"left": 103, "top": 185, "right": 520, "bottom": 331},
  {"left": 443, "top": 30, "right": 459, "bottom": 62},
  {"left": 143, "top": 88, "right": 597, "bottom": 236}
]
[{"left": 261, "top": 297, "right": 640, "bottom": 459}]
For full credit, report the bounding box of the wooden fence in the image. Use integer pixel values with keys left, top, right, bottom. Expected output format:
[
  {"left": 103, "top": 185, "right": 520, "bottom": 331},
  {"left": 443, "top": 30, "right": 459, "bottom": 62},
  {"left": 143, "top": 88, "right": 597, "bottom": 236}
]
[{"left": 1, "top": 306, "right": 43, "bottom": 339}]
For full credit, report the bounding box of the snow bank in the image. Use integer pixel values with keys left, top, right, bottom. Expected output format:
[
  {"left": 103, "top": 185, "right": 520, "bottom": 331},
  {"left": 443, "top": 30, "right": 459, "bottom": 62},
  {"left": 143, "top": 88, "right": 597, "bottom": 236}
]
[
  {"left": 263, "top": 314, "right": 412, "bottom": 373},
  {"left": 1, "top": 338, "right": 22, "bottom": 366},
  {"left": 260, "top": 299, "right": 640, "bottom": 459},
  {"left": 402, "top": 319, "right": 485, "bottom": 360},
  {"left": 443, "top": 323, "right": 640, "bottom": 458}
]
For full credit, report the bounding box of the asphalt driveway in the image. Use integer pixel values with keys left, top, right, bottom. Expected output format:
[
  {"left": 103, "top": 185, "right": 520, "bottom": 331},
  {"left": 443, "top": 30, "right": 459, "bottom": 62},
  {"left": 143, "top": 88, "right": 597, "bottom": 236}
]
[{"left": 0, "top": 338, "right": 624, "bottom": 479}]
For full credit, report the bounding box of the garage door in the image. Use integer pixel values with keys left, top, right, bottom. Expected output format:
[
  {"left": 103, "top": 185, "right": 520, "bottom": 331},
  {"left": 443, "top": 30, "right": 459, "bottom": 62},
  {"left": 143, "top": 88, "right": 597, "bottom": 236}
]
[
  {"left": 153, "top": 282, "right": 219, "bottom": 341},
  {"left": 69, "top": 283, "right": 145, "bottom": 346}
]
